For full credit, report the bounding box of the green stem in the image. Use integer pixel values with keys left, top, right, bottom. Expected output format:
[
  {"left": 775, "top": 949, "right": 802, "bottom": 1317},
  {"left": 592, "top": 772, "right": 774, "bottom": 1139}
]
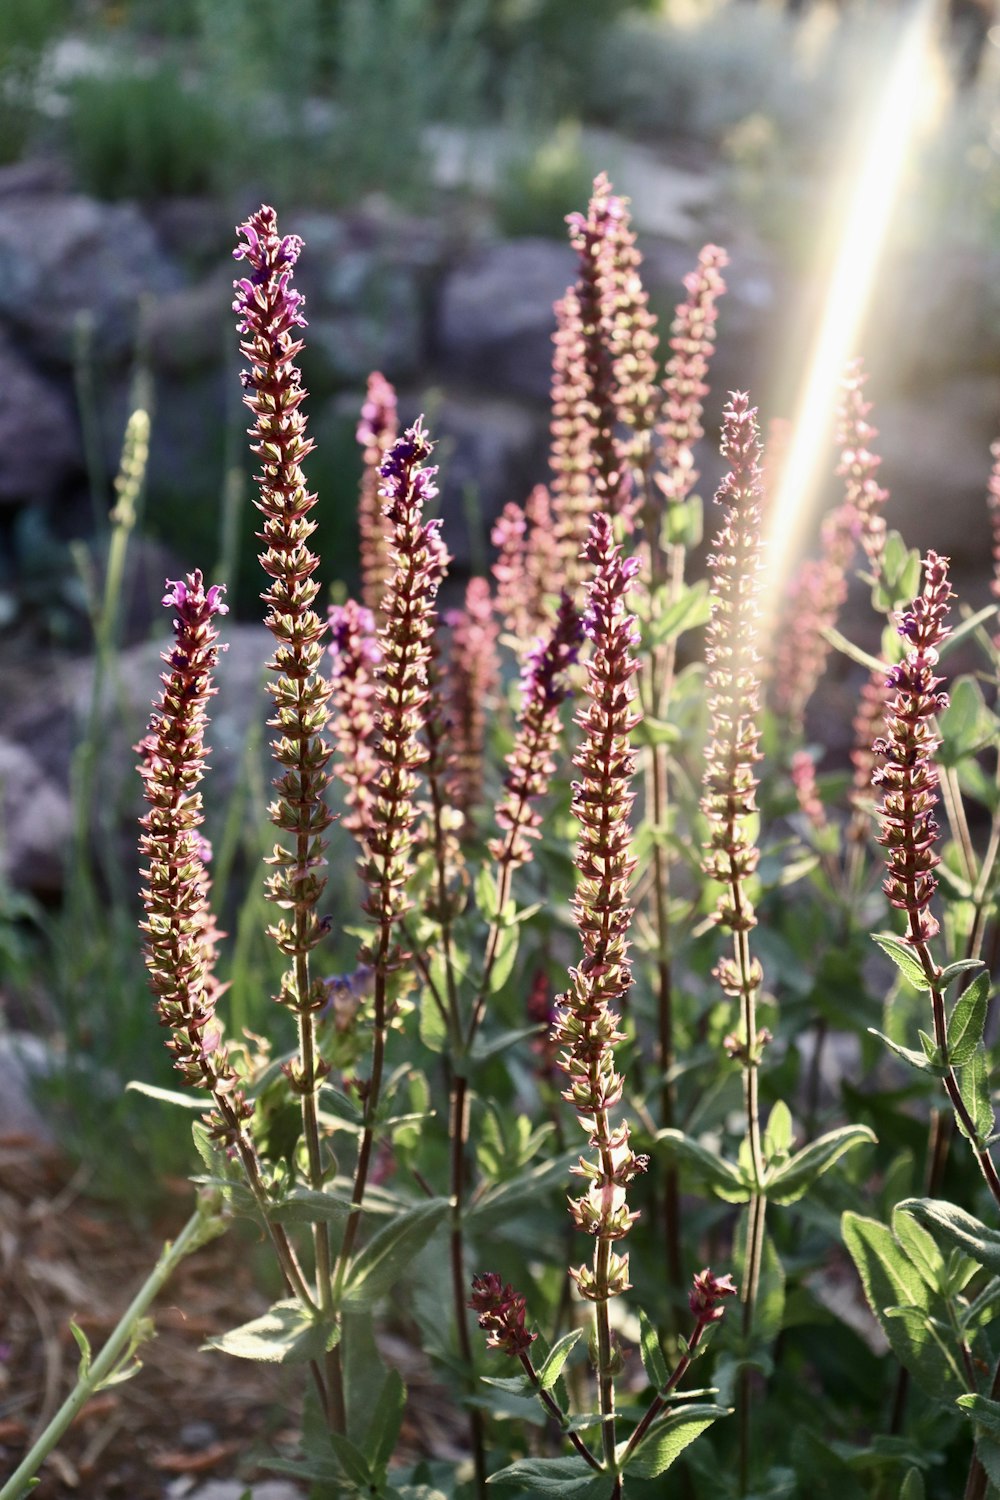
[
  {"left": 0, "top": 1205, "right": 213, "bottom": 1500},
  {"left": 448, "top": 1073, "right": 488, "bottom": 1497}
]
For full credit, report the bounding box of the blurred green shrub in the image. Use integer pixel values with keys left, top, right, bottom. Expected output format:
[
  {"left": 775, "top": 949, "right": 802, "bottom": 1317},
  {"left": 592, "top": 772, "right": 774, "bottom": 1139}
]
[
  {"left": 0, "top": 0, "right": 70, "bottom": 163},
  {"left": 495, "top": 122, "right": 599, "bottom": 238},
  {"left": 68, "top": 65, "right": 225, "bottom": 200}
]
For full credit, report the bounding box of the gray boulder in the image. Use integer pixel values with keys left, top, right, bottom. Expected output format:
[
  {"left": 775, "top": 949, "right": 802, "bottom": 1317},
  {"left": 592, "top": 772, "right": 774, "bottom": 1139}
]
[
  {"left": 0, "top": 191, "right": 181, "bottom": 363},
  {"left": 437, "top": 237, "right": 575, "bottom": 401},
  {"left": 0, "top": 333, "right": 81, "bottom": 505},
  {"left": 0, "top": 735, "right": 72, "bottom": 894}
]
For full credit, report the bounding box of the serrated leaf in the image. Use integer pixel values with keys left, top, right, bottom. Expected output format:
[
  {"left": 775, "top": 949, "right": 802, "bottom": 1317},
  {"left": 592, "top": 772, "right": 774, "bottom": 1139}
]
[
  {"left": 487, "top": 1454, "right": 608, "bottom": 1496},
  {"left": 957, "top": 1048, "right": 994, "bottom": 1144},
  {"left": 418, "top": 980, "right": 449, "bottom": 1055},
  {"left": 891, "top": 1206, "right": 944, "bottom": 1291},
  {"left": 872, "top": 933, "right": 930, "bottom": 990},
  {"left": 343, "top": 1199, "right": 448, "bottom": 1308},
  {"left": 947, "top": 971, "right": 990, "bottom": 1066},
  {"left": 481, "top": 1372, "right": 535, "bottom": 1396},
  {"left": 317, "top": 1083, "right": 365, "bottom": 1124},
  {"left": 882, "top": 1306, "right": 966, "bottom": 1386},
  {"left": 842, "top": 1212, "right": 963, "bottom": 1401},
  {"left": 469, "top": 1150, "right": 577, "bottom": 1224},
  {"left": 976, "top": 1437, "right": 1000, "bottom": 1489},
  {"left": 267, "top": 1188, "right": 351, "bottom": 1231},
  {"left": 366, "top": 1369, "right": 406, "bottom": 1478},
  {"left": 639, "top": 1307, "right": 669, "bottom": 1389},
  {"left": 897, "top": 1199, "right": 1000, "bottom": 1274},
  {"left": 765, "top": 1125, "right": 875, "bottom": 1205},
  {"left": 328, "top": 1430, "right": 372, "bottom": 1488},
  {"left": 206, "top": 1299, "right": 340, "bottom": 1364},
  {"left": 537, "top": 1327, "right": 585, "bottom": 1392},
  {"left": 655, "top": 1129, "right": 750, "bottom": 1203},
  {"left": 868, "top": 1028, "right": 942, "bottom": 1076},
  {"left": 957, "top": 1393, "right": 1000, "bottom": 1439},
  {"left": 622, "top": 1403, "right": 729, "bottom": 1478},
  {"left": 939, "top": 958, "right": 987, "bottom": 988}
]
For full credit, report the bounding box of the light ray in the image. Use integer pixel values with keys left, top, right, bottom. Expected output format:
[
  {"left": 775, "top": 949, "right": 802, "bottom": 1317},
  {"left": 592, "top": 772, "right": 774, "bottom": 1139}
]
[{"left": 764, "top": 0, "right": 939, "bottom": 604}]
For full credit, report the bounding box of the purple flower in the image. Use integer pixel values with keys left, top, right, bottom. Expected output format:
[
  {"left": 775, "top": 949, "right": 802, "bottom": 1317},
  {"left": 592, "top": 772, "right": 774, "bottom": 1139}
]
[{"left": 468, "top": 1273, "right": 537, "bottom": 1357}]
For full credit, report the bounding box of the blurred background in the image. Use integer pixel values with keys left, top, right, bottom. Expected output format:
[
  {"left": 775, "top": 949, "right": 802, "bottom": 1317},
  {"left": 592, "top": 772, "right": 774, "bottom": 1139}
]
[{"left": 1, "top": 0, "right": 1000, "bottom": 1183}]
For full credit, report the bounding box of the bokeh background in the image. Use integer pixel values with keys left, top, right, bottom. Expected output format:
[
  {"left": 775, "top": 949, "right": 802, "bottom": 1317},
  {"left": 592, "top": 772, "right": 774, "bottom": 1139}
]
[{"left": 1, "top": 0, "right": 1000, "bottom": 1172}]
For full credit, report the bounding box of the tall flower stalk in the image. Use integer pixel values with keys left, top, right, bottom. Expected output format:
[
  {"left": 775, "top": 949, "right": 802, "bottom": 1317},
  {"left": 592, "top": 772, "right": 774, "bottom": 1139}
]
[
  {"left": 700, "top": 394, "right": 768, "bottom": 1492},
  {"left": 357, "top": 370, "right": 398, "bottom": 626},
  {"left": 233, "top": 206, "right": 338, "bottom": 1416},
  {"left": 138, "top": 571, "right": 315, "bottom": 1316},
  {"left": 551, "top": 512, "right": 645, "bottom": 1481},
  {"left": 644, "top": 243, "right": 728, "bottom": 1282},
  {"left": 873, "top": 552, "right": 1000, "bottom": 1206}
]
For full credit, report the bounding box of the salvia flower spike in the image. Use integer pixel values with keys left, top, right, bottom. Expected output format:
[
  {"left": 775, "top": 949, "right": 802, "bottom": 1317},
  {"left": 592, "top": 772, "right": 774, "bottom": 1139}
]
[
  {"left": 656, "top": 243, "right": 729, "bottom": 512},
  {"left": 835, "top": 357, "right": 889, "bottom": 574},
  {"left": 873, "top": 550, "right": 954, "bottom": 945},
  {"left": 327, "top": 599, "right": 381, "bottom": 843},
  {"left": 357, "top": 370, "right": 398, "bottom": 624},
  {"left": 233, "top": 205, "right": 335, "bottom": 1016},
  {"left": 138, "top": 573, "right": 252, "bottom": 1143},
  {"left": 551, "top": 511, "right": 646, "bottom": 1467}
]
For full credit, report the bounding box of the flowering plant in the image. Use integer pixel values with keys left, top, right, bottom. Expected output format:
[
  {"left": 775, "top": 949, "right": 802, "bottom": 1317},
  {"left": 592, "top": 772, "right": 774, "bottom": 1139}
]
[{"left": 9, "top": 182, "right": 1000, "bottom": 1500}]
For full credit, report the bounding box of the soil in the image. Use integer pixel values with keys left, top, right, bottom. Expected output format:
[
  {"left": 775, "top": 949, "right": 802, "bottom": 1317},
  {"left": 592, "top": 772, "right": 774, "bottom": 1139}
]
[
  {"left": 0, "top": 1137, "right": 306, "bottom": 1498},
  {"left": 0, "top": 1136, "right": 470, "bottom": 1497}
]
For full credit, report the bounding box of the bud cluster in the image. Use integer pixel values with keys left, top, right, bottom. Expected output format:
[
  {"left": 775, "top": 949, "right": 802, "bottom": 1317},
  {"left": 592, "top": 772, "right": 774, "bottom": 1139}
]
[{"left": 468, "top": 1272, "right": 537, "bottom": 1357}]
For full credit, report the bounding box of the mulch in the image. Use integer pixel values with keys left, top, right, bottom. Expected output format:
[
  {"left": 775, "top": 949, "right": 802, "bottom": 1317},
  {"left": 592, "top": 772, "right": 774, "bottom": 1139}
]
[{"left": 0, "top": 1137, "right": 303, "bottom": 1498}]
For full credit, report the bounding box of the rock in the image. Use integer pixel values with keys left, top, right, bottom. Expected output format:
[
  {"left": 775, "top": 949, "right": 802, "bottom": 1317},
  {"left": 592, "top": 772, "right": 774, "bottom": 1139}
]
[
  {"left": 0, "top": 192, "right": 181, "bottom": 364},
  {"left": 0, "top": 736, "right": 72, "bottom": 895},
  {"left": 581, "top": 127, "right": 717, "bottom": 241},
  {"left": 0, "top": 1032, "right": 56, "bottom": 1145},
  {"left": 875, "top": 373, "right": 1000, "bottom": 574},
  {"left": 0, "top": 333, "right": 81, "bottom": 505},
  {"left": 291, "top": 207, "right": 446, "bottom": 389},
  {"left": 437, "top": 238, "right": 574, "bottom": 401},
  {"left": 868, "top": 242, "right": 1000, "bottom": 387},
  {"left": 145, "top": 271, "right": 232, "bottom": 376},
  {"left": 415, "top": 390, "right": 548, "bottom": 569}
]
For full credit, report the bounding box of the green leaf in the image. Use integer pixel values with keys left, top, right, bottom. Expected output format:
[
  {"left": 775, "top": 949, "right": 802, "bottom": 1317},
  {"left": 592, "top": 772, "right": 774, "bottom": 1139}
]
[
  {"left": 957, "top": 1393, "right": 1000, "bottom": 1439},
  {"left": 327, "top": 1430, "right": 372, "bottom": 1489},
  {"left": 638, "top": 1307, "right": 669, "bottom": 1389},
  {"left": 662, "top": 494, "right": 703, "bottom": 548},
  {"left": 868, "top": 1028, "right": 943, "bottom": 1076},
  {"left": 474, "top": 864, "right": 499, "bottom": 921},
  {"left": 205, "top": 1298, "right": 340, "bottom": 1364},
  {"left": 367, "top": 1369, "right": 406, "bottom": 1478},
  {"left": 957, "top": 1048, "right": 994, "bottom": 1144},
  {"left": 872, "top": 933, "right": 930, "bottom": 991},
  {"left": 946, "top": 971, "right": 990, "bottom": 1066},
  {"left": 897, "top": 1199, "right": 1000, "bottom": 1274},
  {"left": 634, "top": 714, "right": 681, "bottom": 748},
  {"left": 938, "top": 676, "right": 999, "bottom": 765},
  {"left": 622, "top": 1404, "right": 729, "bottom": 1478},
  {"left": 69, "top": 1320, "right": 92, "bottom": 1380},
  {"left": 882, "top": 1307, "right": 966, "bottom": 1387},
  {"left": 765, "top": 1125, "right": 876, "bottom": 1205},
  {"left": 891, "top": 1206, "right": 944, "bottom": 1291},
  {"left": 655, "top": 1129, "right": 750, "bottom": 1203},
  {"left": 488, "top": 921, "right": 519, "bottom": 993},
  {"left": 343, "top": 1199, "right": 449, "bottom": 1308},
  {"left": 487, "top": 1454, "right": 608, "bottom": 1497},
  {"left": 469, "top": 1151, "right": 577, "bottom": 1224},
  {"left": 418, "top": 979, "right": 448, "bottom": 1056},
  {"left": 317, "top": 1083, "right": 365, "bottom": 1125},
  {"left": 469, "top": 1023, "right": 543, "bottom": 1064},
  {"left": 537, "top": 1328, "right": 585, "bottom": 1393},
  {"left": 267, "top": 1188, "right": 351, "bottom": 1231},
  {"left": 842, "top": 1212, "right": 963, "bottom": 1401},
  {"left": 480, "top": 1372, "right": 535, "bottom": 1397},
  {"left": 976, "top": 1438, "right": 1000, "bottom": 1489},
  {"left": 648, "top": 579, "right": 712, "bottom": 645},
  {"left": 939, "top": 958, "right": 987, "bottom": 988},
  {"left": 126, "top": 1080, "right": 212, "bottom": 1110},
  {"left": 898, "top": 1467, "right": 924, "bottom": 1500},
  {"left": 763, "top": 1100, "right": 793, "bottom": 1164}
]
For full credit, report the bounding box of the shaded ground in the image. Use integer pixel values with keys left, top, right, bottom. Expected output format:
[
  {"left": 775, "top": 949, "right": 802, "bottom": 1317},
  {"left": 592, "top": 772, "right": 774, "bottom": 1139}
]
[{"left": 0, "top": 1138, "right": 304, "bottom": 1497}]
